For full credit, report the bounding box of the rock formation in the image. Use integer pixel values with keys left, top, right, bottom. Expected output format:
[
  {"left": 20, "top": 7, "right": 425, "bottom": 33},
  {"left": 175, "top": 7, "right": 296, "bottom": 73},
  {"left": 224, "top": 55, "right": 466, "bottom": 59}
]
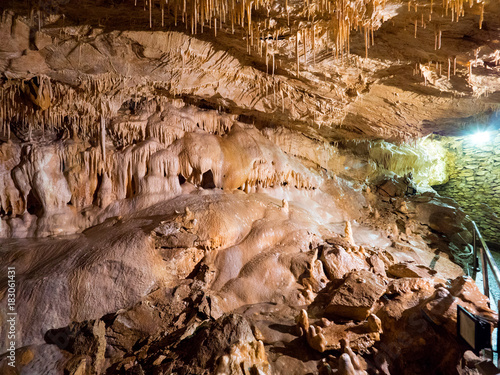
[{"left": 0, "top": 0, "right": 499, "bottom": 374}]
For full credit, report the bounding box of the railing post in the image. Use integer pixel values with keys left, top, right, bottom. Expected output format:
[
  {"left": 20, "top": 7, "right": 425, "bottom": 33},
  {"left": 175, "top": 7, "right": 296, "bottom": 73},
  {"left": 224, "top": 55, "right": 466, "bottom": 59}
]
[
  {"left": 473, "top": 228, "right": 478, "bottom": 280},
  {"left": 482, "top": 247, "right": 490, "bottom": 300},
  {"left": 498, "top": 299, "right": 500, "bottom": 367}
]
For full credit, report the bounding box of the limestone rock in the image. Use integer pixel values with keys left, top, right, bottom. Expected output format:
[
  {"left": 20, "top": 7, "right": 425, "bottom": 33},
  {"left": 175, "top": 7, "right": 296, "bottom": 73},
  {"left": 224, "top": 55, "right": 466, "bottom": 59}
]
[
  {"left": 34, "top": 31, "right": 53, "bottom": 51},
  {"left": 422, "top": 276, "right": 496, "bottom": 335},
  {"left": 387, "top": 261, "right": 437, "bottom": 279},
  {"left": 321, "top": 242, "right": 369, "bottom": 281},
  {"left": 176, "top": 314, "right": 257, "bottom": 370},
  {"left": 367, "top": 254, "right": 387, "bottom": 277},
  {"left": 325, "top": 270, "right": 387, "bottom": 321},
  {"left": 374, "top": 174, "right": 408, "bottom": 198},
  {"left": 414, "top": 196, "right": 467, "bottom": 236},
  {"left": 45, "top": 320, "right": 106, "bottom": 374},
  {"left": 0, "top": 1, "right": 498, "bottom": 373},
  {"left": 215, "top": 340, "right": 271, "bottom": 375},
  {"left": 305, "top": 314, "right": 383, "bottom": 353}
]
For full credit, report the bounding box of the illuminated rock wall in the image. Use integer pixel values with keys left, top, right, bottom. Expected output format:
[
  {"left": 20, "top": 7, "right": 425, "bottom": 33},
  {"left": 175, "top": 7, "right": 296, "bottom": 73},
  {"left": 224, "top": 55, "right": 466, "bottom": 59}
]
[
  {"left": 368, "top": 137, "right": 451, "bottom": 188},
  {"left": 434, "top": 131, "right": 500, "bottom": 244}
]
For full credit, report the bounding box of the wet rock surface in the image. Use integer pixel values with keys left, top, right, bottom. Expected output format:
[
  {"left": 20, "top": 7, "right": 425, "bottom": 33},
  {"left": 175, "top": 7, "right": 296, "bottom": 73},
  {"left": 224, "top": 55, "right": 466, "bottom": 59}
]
[{"left": 0, "top": 192, "right": 495, "bottom": 375}]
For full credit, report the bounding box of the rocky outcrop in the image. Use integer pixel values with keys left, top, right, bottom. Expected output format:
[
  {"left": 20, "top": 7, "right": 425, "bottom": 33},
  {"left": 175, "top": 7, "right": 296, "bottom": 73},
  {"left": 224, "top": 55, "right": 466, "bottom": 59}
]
[{"left": 325, "top": 270, "right": 387, "bottom": 321}]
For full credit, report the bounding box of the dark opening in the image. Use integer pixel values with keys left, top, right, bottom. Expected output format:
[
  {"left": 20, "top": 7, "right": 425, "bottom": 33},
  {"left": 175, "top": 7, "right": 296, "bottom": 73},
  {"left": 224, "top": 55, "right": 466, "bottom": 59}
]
[
  {"left": 92, "top": 173, "right": 104, "bottom": 206},
  {"left": 201, "top": 170, "right": 216, "bottom": 189},
  {"left": 26, "top": 190, "right": 43, "bottom": 217},
  {"left": 126, "top": 174, "right": 137, "bottom": 198},
  {"left": 131, "top": 176, "right": 137, "bottom": 197},
  {"left": 178, "top": 174, "right": 186, "bottom": 185}
]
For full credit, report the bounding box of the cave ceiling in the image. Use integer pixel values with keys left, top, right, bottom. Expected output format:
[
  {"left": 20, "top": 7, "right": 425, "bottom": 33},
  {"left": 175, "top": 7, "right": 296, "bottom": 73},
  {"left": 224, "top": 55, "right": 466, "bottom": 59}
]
[{"left": 1, "top": 0, "right": 499, "bottom": 143}]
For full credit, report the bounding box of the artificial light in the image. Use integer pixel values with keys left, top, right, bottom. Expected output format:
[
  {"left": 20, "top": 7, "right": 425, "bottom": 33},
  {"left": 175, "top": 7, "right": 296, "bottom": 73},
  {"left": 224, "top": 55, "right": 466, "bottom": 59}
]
[{"left": 470, "top": 131, "right": 490, "bottom": 145}]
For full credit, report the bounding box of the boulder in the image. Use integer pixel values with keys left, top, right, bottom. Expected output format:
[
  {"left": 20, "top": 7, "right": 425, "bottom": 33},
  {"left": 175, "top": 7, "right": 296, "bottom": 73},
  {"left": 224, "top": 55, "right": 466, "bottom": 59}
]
[
  {"left": 377, "top": 177, "right": 407, "bottom": 197},
  {"left": 321, "top": 243, "right": 370, "bottom": 281},
  {"left": 176, "top": 313, "right": 269, "bottom": 373},
  {"left": 422, "top": 276, "right": 496, "bottom": 335},
  {"left": 325, "top": 270, "right": 387, "bottom": 321},
  {"left": 413, "top": 195, "right": 467, "bottom": 236},
  {"left": 387, "top": 261, "right": 437, "bottom": 278},
  {"left": 34, "top": 31, "right": 53, "bottom": 51}
]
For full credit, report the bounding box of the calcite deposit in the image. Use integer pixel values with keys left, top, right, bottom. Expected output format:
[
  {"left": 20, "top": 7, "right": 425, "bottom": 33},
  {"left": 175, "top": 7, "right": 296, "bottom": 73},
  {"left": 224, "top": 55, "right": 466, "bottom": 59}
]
[{"left": 0, "top": 0, "right": 499, "bottom": 374}]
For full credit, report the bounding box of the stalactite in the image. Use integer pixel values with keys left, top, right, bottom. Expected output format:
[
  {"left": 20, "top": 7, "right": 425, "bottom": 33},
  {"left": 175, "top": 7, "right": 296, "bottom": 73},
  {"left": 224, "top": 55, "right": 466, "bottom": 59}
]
[
  {"left": 265, "top": 39, "right": 269, "bottom": 73},
  {"left": 364, "top": 26, "right": 368, "bottom": 59},
  {"left": 312, "top": 25, "right": 315, "bottom": 64},
  {"left": 296, "top": 30, "right": 300, "bottom": 77},
  {"left": 272, "top": 49, "right": 275, "bottom": 76},
  {"left": 175, "top": 0, "right": 178, "bottom": 26},
  {"left": 479, "top": 2, "right": 484, "bottom": 29},
  {"left": 101, "top": 116, "right": 106, "bottom": 165},
  {"left": 150, "top": 0, "right": 153, "bottom": 28},
  {"left": 303, "top": 29, "right": 307, "bottom": 64}
]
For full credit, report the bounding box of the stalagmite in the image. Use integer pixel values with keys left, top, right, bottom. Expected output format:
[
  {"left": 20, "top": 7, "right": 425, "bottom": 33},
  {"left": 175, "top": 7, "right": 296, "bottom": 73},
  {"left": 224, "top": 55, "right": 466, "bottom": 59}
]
[
  {"left": 282, "top": 199, "right": 289, "bottom": 213},
  {"left": 345, "top": 221, "right": 355, "bottom": 246}
]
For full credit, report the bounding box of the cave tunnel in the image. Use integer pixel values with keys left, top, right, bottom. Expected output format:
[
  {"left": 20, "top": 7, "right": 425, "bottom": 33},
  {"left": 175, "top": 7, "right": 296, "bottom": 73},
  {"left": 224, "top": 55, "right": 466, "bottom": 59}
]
[{"left": 1, "top": 0, "right": 500, "bottom": 373}]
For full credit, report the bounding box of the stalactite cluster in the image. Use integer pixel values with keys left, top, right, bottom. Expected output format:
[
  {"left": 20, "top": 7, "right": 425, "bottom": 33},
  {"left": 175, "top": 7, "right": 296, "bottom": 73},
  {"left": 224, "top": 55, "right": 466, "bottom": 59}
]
[{"left": 131, "top": 0, "right": 487, "bottom": 77}]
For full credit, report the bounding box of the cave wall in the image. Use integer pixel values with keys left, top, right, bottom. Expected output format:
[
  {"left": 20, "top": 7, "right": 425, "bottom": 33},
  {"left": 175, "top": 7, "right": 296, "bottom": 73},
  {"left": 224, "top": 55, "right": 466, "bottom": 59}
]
[
  {"left": 434, "top": 131, "right": 500, "bottom": 244},
  {"left": 367, "top": 137, "right": 451, "bottom": 188}
]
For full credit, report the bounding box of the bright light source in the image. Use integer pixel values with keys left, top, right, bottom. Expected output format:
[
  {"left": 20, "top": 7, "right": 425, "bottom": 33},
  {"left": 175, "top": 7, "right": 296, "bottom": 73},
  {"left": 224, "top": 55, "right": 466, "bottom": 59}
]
[{"left": 470, "top": 131, "right": 490, "bottom": 145}]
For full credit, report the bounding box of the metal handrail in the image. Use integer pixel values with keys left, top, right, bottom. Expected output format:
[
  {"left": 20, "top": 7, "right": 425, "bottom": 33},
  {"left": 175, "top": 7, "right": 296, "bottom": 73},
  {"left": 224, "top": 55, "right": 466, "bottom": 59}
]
[
  {"left": 470, "top": 221, "right": 500, "bottom": 365},
  {"left": 471, "top": 221, "right": 500, "bottom": 300}
]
